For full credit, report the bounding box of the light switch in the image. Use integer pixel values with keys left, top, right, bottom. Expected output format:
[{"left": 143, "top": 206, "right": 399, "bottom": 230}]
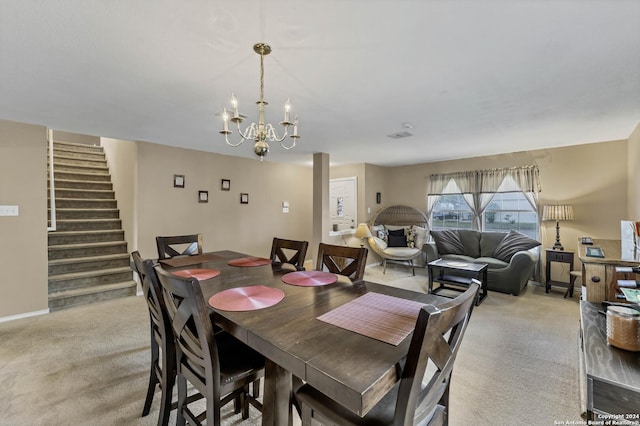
[
  {"left": 0, "top": 205, "right": 19, "bottom": 216},
  {"left": 282, "top": 201, "right": 289, "bottom": 213}
]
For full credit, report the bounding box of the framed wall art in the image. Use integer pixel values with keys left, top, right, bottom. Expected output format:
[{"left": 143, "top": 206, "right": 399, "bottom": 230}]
[
  {"left": 240, "top": 193, "right": 249, "bottom": 204},
  {"left": 198, "top": 190, "right": 208, "bottom": 203},
  {"left": 174, "top": 174, "right": 185, "bottom": 188},
  {"left": 221, "top": 179, "right": 231, "bottom": 191}
]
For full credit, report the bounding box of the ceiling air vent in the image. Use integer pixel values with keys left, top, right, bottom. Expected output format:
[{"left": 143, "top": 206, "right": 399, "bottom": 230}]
[{"left": 387, "top": 131, "right": 413, "bottom": 139}]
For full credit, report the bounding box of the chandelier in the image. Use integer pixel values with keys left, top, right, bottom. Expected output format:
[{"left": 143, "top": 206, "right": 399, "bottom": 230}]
[{"left": 220, "top": 43, "right": 300, "bottom": 161}]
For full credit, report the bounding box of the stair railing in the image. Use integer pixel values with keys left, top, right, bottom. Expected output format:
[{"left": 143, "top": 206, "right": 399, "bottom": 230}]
[{"left": 47, "top": 128, "right": 57, "bottom": 232}]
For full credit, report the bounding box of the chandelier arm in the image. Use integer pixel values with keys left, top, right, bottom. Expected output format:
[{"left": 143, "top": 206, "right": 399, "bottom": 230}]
[
  {"left": 280, "top": 139, "right": 297, "bottom": 150},
  {"left": 224, "top": 133, "right": 246, "bottom": 147},
  {"left": 265, "top": 123, "right": 289, "bottom": 143}
]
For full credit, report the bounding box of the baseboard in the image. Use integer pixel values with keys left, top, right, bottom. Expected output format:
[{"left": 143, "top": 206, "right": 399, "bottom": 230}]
[{"left": 0, "top": 308, "right": 50, "bottom": 323}]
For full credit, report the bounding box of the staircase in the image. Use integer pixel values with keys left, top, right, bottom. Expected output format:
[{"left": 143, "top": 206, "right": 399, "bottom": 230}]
[{"left": 48, "top": 141, "right": 136, "bottom": 311}]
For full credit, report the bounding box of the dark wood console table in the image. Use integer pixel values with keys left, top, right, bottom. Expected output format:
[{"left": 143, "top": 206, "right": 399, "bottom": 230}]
[{"left": 579, "top": 301, "right": 640, "bottom": 421}]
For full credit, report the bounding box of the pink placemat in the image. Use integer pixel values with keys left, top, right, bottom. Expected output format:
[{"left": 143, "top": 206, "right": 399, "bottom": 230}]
[
  {"left": 208, "top": 286, "right": 285, "bottom": 311},
  {"left": 159, "top": 253, "right": 225, "bottom": 268},
  {"left": 171, "top": 268, "right": 221, "bottom": 281},
  {"left": 282, "top": 271, "right": 338, "bottom": 287},
  {"left": 227, "top": 257, "right": 272, "bottom": 267},
  {"left": 317, "top": 292, "right": 425, "bottom": 346}
]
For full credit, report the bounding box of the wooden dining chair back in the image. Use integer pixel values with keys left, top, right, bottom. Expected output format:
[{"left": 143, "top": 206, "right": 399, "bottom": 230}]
[
  {"left": 131, "top": 251, "right": 176, "bottom": 426},
  {"left": 155, "top": 234, "right": 203, "bottom": 260},
  {"left": 153, "top": 265, "right": 264, "bottom": 426},
  {"left": 315, "top": 243, "right": 368, "bottom": 281},
  {"left": 295, "top": 281, "right": 480, "bottom": 426},
  {"left": 270, "top": 237, "right": 309, "bottom": 271}
]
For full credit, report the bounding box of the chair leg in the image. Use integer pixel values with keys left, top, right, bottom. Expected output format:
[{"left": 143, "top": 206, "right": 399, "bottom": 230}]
[
  {"left": 142, "top": 335, "right": 160, "bottom": 417},
  {"left": 252, "top": 378, "right": 260, "bottom": 398},
  {"left": 176, "top": 375, "right": 187, "bottom": 426},
  {"left": 157, "top": 363, "right": 175, "bottom": 426},
  {"left": 410, "top": 259, "right": 415, "bottom": 276},
  {"left": 301, "top": 403, "right": 312, "bottom": 426},
  {"left": 383, "top": 259, "right": 387, "bottom": 274},
  {"left": 241, "top": 384, "right": 250, "bottom": 419}
]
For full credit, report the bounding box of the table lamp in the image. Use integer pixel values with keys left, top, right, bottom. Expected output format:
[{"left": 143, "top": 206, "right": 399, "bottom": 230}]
[
  {"left": 542, "top": 205, "right": 574, "bottom": 251},
  {"left": 355, "top": 223, "right": 372, "bottom": 247}
]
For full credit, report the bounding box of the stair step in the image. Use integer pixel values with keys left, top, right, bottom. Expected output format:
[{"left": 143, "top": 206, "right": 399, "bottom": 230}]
[
  {"left": 53, "top": 171, "right": 112, "bottom": 182},
  {"left": 54, "top": 218, "right": 122, "bottom": 232},
  {"left": 53, "top": 141, "right": 104, "bottom": 154},
  {"left": 53, "top": 188, "right": 115, "bottom": 200},
  {"left": 48, "top": 149, "right": 106, "bottom": 161},
  {"left": 49, "top": 253, "right": 131, "bottom": 275},
  {"left": 48, "top": 241, "right": 129, "bottom": 259},
  {"left": 53, "top": 198, "right": 117, "bottom": 209},
  {"left": 51, "top": 163, "right": 109, "bottom": 174},
  {"left": 48, "top": 267, "right": 133, "bottom": 293},
  {"left": 49, "top": 179, "right": 113, "bottom": 190},
  {"left": 48, "top": 229, "right": 125, "bottom": 245},
  {"left": 52, "top": 154, "right": 107, "bottom": 168},
  {"left": 48, "top": 281, "right": 137, "bottom": 312},
  {"left": 51, "top": 208, "right": 120, "bottom": 220}
]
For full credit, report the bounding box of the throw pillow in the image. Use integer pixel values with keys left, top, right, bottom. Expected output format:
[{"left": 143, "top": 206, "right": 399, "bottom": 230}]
[
  {"left": 430, "top": 230, "right": 465, "bottom": 255},
  {"left": 493, "top": 230, "right": 541, "bottom": 263},
  {"left": 387, "top": 234, "right": 408, "bottom": 247},
  {"left": 387, "top": 228, "right": 405, "bottom": 237}
]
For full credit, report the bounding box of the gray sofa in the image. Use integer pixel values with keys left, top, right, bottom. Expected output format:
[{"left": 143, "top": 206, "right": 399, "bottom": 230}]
[{"left": 423, "top": 229, "right": 540, "bottom": 296}]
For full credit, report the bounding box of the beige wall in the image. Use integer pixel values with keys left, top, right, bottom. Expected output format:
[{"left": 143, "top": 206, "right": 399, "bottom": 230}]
[
  {"left": 383, "top": 140, "right": 628, "bottom": 254},
  {"left": 52, "top": 130, "right": 99, "bottom": 146},
  {"left": 134, "top": 141, "right": 313, "bottom": 262},
  {"left": 628, "top": 122, "right": 640, "bottom": 219},
  {"left": 101, "top": 138, "right": 137, "bottom": 256},
  {"left": 0, "top": 119, "right": 48, "bottom": 317}
]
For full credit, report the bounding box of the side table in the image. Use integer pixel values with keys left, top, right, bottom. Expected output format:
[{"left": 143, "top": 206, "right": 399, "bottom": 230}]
[
  {"left": 427, "top": 259, "right": 488, "bottom": 305},
  {"left": 545, "top": 249, "right": 574, "bottom": 297}
]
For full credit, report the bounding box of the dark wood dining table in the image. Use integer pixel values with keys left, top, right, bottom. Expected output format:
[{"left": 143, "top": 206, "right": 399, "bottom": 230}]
[{"left": 160, "top": 250, "right": 447, "bottom": 426}]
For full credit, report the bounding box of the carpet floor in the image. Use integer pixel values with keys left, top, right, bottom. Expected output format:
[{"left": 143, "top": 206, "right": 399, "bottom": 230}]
[{"left": 0, "top": 263, "right": 583, "bottom": 425}]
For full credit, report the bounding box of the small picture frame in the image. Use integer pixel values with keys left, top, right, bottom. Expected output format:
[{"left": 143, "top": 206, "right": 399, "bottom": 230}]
[
  {"left": 376, "top": 192, "right": 381, "bottom": 204},
  {"left": 221, "top": 179, "right": 231, "bottom": 191},
  {"left": 198, "top": 190, "right": 208, "bottom": 203},
  {"left": 240, "top": 193, "right": 249, "bottom": 204},
  {"left": 174, "top": 174, "right": 185, "bottom": 188}
]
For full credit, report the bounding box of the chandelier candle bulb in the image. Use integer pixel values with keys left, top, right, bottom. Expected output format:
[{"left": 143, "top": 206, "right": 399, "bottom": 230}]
[
  {"left": 231, "top": 93, "right": 239, "bottom": 119},
  {"left": 284, "top": 99, "right": 291, "bottom": 122},
  {"left": 222, "top": 109, "right": 229, "bottom": 133}
]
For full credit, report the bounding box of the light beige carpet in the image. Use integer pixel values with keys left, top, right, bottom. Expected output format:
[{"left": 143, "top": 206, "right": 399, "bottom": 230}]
[{"left": 0, "top": 263, "right": 582, "bottom": 425}]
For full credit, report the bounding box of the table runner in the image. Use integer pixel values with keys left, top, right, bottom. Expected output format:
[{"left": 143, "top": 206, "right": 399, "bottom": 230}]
[
  {"left": 317, "top": 292, "right": 425, "bottom": 346},
  {"left": 208, "top": 286, "right": 285, "bottom": 311},
  {"left": 228, "top": 257, "right": 272, "bottom": 267},
  {"left": 171, "top": 268, "right": 221, "bottom": 281},
  {"left": 159, "top": 253, "right": 225, "bottom": 268},
  {"left": 281, "top": 271, "right": 338, "bottom": 287}
]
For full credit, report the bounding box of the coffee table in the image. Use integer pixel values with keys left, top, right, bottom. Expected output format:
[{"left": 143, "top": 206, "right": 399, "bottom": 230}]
[{"left": 427, "top": 258, "right": 488, "bottom": 305}]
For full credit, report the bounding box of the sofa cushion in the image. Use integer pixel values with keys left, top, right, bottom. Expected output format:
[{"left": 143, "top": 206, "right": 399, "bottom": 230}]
[
  {"left": 492, "top": 230, "right": 541, "bottom": 263},
  {"left": 430, "top": 230, "right": 465, "bottom": 255},
  {"left": 479, "top": 232, "right": 509, "bottom": 257},
  {"left": 475, "top": 256, "right": 509, "bottom": 270},
  {"left": 457, "top": 229, "right": 481, "bottom": 258}
]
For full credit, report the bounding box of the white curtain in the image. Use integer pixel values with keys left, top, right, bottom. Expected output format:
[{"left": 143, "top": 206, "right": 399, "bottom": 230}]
[{"left": 427, "top": 165, "right": 541, "bottom": 228}]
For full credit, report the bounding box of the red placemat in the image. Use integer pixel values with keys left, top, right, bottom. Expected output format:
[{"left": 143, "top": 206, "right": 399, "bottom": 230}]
[
  {"left": 171, "top": 268, "right": 221, "bottom": 281},
  {"left": 159, "top": 253, "right": 225, "bottom": 268},
  {"left": 227, "top": 257, "right": 272, "bottom": 267},
  {"left": 208, "top": 286, "right": 285, "bottom": 311},
  {"left": 317, "top": 292, "right": 425, "bottom": 346},
  {"left": 282, "top": 271, "right": 338, "bottom": 287}
]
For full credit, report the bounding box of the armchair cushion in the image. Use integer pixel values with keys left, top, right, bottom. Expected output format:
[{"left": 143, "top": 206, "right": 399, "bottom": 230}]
[{"left": 493, "top": 230, "right": 541, "bottom": 263}]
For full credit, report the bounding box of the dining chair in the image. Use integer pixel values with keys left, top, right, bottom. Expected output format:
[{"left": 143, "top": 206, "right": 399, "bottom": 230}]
[
  {"left": 270, "top": 237, "right": 309, "bottom": 271},
  {"left": 315, "top": 243, "right": 368, "bottom": 281},
  {"left": 295, "top": 280, "right": 480, "bottom": 426},
  {"left": 155, "top": 234, "right": 203, "bottom": 259},
  {"left": 153, "top": 265, "right": 265, "bottom": 426},
  {"left": 131, "top": 251, "right": 177, "bottom": 426}
]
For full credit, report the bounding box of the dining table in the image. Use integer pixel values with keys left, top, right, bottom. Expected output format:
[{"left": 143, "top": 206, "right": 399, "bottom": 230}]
[{"left": 159, "top": 250, "right": 448, "bottom": 426}]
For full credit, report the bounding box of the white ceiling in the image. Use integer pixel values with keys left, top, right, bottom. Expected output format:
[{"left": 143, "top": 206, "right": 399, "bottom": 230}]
[{"left": 1, "top": 1, "right": 639, "bottom": 166}]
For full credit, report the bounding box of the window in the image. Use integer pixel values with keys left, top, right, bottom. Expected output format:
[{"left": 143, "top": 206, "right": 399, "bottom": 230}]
[
  {"left": 483, "top": 192, "right": 538, "bottom": 239},
  {"left": 431, "top": 194, "right": 473, "bottom": 231}
]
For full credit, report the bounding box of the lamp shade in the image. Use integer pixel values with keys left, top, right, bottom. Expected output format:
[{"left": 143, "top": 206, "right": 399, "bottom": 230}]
[
  {"left": 542, "top": 205, "right": 574, "bottom": 221},
  {"left": 355, "top": 223, "right": 373, "bottom": 239}
]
